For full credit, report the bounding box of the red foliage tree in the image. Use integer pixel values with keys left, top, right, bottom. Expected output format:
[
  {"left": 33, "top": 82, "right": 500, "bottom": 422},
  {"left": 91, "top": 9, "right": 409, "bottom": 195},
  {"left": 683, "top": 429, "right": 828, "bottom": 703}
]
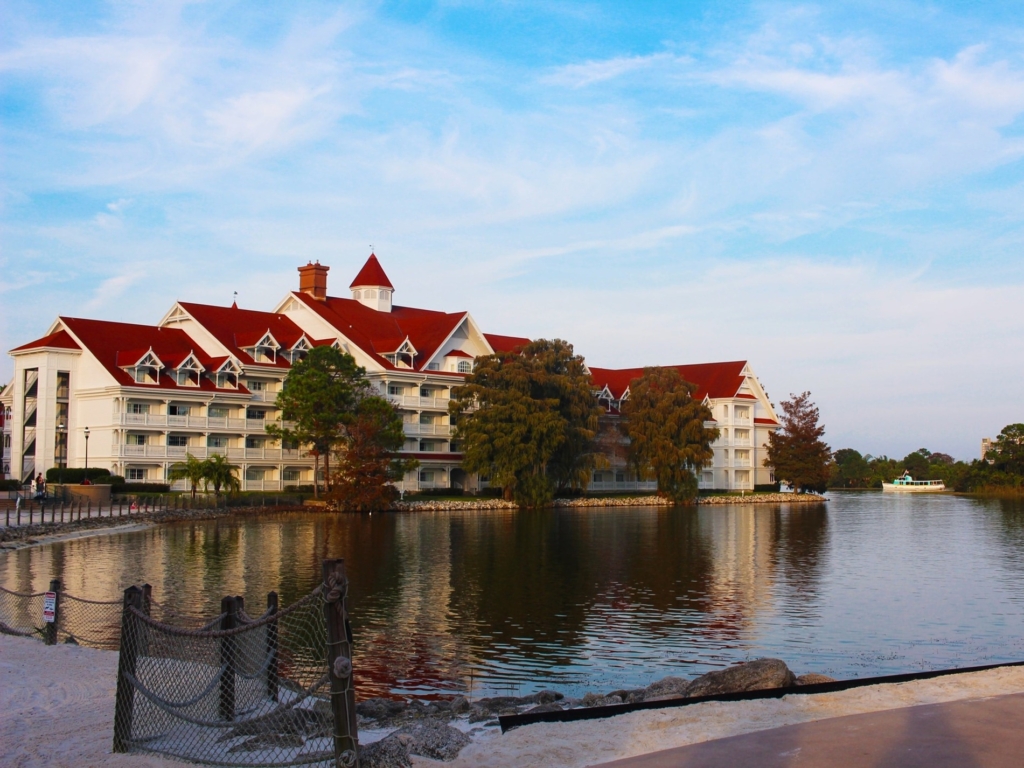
[{"left": 766, "top": 391, "right": 831, "bottom": 493}]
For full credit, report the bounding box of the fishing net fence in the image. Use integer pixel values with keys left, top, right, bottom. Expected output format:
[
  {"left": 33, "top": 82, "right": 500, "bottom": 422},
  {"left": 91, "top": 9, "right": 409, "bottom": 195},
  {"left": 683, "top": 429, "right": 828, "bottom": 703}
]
[
  {"left": 112, "top": 560, "right": 358, "bottom": 767},
  {"left": 0, "top": 582, "right": 122, "bottom": 646},
  {"left": 1, "top": 560, "right": 359, "bottom": 767}
]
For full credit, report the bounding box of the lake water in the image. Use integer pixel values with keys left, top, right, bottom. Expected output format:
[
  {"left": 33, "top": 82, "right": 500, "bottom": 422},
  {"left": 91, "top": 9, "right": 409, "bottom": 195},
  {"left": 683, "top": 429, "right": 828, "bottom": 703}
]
[{"left": 3, "top": 492, "right": 1024, "bottom": 700}]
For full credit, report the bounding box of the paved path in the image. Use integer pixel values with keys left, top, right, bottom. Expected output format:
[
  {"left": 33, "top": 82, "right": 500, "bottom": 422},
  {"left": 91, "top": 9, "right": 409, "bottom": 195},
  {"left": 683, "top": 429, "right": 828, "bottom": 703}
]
[{"left": 595, "top": 692, "right": 1024, "bottom": 768}]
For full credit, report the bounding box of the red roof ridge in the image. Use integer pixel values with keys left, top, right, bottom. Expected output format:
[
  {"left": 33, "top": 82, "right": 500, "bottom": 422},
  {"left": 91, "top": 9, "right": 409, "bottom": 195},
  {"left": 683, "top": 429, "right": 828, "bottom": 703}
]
[{"left": 350, "top": 254, "right": 394, "bottom": 289}]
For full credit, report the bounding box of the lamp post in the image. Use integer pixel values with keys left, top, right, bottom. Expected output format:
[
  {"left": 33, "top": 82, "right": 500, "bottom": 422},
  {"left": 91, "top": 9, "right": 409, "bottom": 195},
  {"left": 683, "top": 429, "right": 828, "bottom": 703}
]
[
  {"left": 84, "top": 426, "right": 90, "bottom": 482},
  {"left": 57, "top": 421, "right": 65, "bottom": 486}
]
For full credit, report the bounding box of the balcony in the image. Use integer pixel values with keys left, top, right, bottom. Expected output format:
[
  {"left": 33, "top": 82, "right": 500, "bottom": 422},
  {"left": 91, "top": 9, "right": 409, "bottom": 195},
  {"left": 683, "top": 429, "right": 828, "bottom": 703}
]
[
  {"left": 117, "top": 413, "right": 283, "bottom": 432},
  {"left": 404, "top": 423, "right": 452, "bottom": 436},
  {"left": 588, "top": 480, "right": 658, "bottom": 493},
  {"left": 113, "top": 444, "right": 309, "bottom": 462},
  {"left": 388, "top": 395, "right": 451, "bottom": 410},
  {"left": 247, "top": 390, "right": 278, "bottom": 402},
  {"left": 243, "top": 479, "right": 282, "bottom": 491}
]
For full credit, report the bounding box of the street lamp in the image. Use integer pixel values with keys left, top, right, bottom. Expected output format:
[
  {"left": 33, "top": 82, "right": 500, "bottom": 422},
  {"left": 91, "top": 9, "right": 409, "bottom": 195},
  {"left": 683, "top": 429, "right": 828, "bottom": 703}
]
[
  {"left": 57, "top": 421, "right": 65, "bottom": 486},
  {"left": 83, "top": 426, "right": 90, "bottom": 483}
]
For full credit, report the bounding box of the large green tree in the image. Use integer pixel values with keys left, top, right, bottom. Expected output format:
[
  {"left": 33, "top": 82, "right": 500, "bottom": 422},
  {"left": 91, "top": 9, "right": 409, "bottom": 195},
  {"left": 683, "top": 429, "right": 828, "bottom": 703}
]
[
  {"left": 330, "top": 396, "right": 418, "bottom": 511},
  {"left": 267, "top": 346, "right": 370, "bottom": 497},
  {"left": 766, "top": 392, "right": 831, "bottom": 493},
  {"left": 620, "top": 367, "right": 719, "bottom": 503},
  {"left": 450, "top": 339, "right": 600, "bottom": 507}
]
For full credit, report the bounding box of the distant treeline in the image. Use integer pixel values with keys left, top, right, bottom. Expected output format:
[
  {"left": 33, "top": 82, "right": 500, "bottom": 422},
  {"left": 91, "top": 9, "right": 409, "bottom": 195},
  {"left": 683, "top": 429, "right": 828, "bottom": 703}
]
[{"left": 830, "top": 423, "right": 1024, "bottom": 494}]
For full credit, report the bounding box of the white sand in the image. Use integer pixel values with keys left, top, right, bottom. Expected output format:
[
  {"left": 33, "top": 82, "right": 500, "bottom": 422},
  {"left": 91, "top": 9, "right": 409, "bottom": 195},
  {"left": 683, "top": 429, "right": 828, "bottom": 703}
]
[{"left": 3, "top": 634, "right": 1023, "bottom": 768}]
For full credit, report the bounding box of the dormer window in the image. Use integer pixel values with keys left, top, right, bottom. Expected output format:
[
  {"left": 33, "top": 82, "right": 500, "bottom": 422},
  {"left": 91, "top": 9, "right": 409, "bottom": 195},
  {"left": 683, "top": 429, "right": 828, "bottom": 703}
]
[
  {"left": 128, "top": 350, "right": 162, "bottom": 384},
  {"left": 173, "top": 352, "right": 203, "bottom": 387},
  {"left": 457, "top": 360, "right": 472, "bottom": 374},
  {"left": 217, "top": 372, "right": 237, "bottom": 389}
]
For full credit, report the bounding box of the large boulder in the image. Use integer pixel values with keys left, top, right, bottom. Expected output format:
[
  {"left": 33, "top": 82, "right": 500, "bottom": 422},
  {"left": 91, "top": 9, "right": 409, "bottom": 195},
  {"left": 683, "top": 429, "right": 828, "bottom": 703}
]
[
  {"left": 394, "top": 721, "right": 471, "bottom": 761},
  {"left": 359, "top": 721, "right": 471, "bottom": 767},
  {"left": 685, "top": 658, "right": 796, "bottom": 698},
  {"left": 641, "top": 676, "right": 690, "bottom": 701}
]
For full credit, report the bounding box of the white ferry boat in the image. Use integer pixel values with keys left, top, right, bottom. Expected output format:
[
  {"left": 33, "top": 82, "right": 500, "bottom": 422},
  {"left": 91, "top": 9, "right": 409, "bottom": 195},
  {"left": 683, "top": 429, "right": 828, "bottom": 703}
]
[{"left": 882, "top": 472, "right": 946, "bottom": 493}]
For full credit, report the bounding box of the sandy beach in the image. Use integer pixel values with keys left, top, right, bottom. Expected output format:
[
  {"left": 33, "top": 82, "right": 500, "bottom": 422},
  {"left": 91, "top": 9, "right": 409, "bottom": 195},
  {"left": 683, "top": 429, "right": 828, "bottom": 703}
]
[{"left": 3, "top": 634, "right": 1024, "bottom": 768}]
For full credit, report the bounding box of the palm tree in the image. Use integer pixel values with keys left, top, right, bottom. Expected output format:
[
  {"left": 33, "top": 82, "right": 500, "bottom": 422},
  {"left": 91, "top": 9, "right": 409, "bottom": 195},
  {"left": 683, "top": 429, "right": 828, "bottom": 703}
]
[
  {"left": 204, "top": 453, "right": 241, "bottom": 496},
  {"left": 168, "top": 454, "right": 207, "bottom": 499}
]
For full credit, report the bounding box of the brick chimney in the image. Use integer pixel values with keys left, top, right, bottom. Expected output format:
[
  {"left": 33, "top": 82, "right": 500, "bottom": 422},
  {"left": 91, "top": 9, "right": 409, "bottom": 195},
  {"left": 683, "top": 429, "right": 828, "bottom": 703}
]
[{"left": 298, "top": 261, "right": 330, "bottom": 300}]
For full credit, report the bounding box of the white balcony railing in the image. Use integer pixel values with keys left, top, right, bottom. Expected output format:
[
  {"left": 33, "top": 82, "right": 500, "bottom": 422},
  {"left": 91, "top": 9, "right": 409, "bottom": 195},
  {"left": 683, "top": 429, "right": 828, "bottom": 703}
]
[
  {"left": 588, "top": 480, "right": 659, "bottom": 492},
  {"left": 247, "top": 391, "right": 278, "bottom": 402},
  {"left": 388, "top": 395, "right": 451, "bottom": 410},
  {"left": 404, "top": 423, "right": 452, "bottom": 436},
  {"left": 243, "top": 479, "right": 282, "bottom": 492},
  {"left": 117, "top": 413, "right": 286, "bottom": 432},
  {"left": 113, "top": 444, "right": 310, "bottom": 462}
]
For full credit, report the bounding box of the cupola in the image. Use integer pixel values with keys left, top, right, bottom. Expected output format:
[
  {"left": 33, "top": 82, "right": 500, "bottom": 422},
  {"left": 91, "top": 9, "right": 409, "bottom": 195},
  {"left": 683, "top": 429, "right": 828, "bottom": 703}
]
[{"left": 349, "top": 253, "right": 394, "bottom": 312}]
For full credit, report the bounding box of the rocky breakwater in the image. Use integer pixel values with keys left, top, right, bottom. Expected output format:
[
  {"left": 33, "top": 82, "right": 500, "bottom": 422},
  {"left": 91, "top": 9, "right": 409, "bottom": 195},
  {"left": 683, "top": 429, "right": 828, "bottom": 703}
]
[
  {"left": 701, "top": 492, "right": 827, "bottom": 505},
  {"left": 356, "top": 658, "right": 834, "bottom": 766}
]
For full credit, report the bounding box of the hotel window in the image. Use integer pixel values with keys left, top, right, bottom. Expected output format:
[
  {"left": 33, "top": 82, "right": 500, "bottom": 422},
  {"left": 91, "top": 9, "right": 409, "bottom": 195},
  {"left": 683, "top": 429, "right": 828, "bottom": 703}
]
[
  {"left": 735, "top": 429, "right": 750, "bottom": 442},
  {"left": 457, "top": 360, "right": 472, "bottom": 374},
  {"left": 245, "top": 467, "right": 266, "bottom": 481},
  {"left": 127, "top": 468, "right": 147, "bottom": 481},
  {"left": 352, "top": 290, "right": 361, "bottom": 299},
  {"left": 247, "top": 380, "right": 265, "bottom": 391},
  {"left": 283, "top": 469, "right": 301, "bottom": 482},
  {"left": 702, "top": 472, "right": 713, "bottom": 484},
  {"left": 175, "top": 370, "right": 198, "bottom": 386},
  {"left": 127, "top": 434, "right": 147, "bottom": 446},
  {"left": 388, "top": 384, "right": 403, "bottom": 396},
  {"left": 129, "top": 403, "right": 150, "bottom": 414},
  {"left": 207, "top": 435, "right": 228, "bottom": 448},
  {"left": 246, "top": 436, "right": 263, "bottom": 448},
  {"left": 380, "top": 291, "right": 389, "bottom": 300},
  {"left": 419, "top": 413, "right": 434, "bottom": 425},
  {"left": 735, "top": 406, "right": 750, "bottom": 420},
  {"left": 427, "top": 363, "right": 440, "bottom": 371},
  {"left": 168, "top": 404, "right": 190, "bottom": 416},
  {"left": 217, "top": 372, "right": 237, "bottom": 389},
  {"left": 419, "top": 470, "right": 435, "bottom": 483},
  {"left": 208, "top": 406, "right": 229, "bottom": 419},
  {"left": 168, "top": 435, "right": 188, "bottom": 447},
  {"left": 366, "top": 289, "right": 377, "bottom": 298},
  {"left": 246, "top": 408, "right": 265, "bottom": 420}
]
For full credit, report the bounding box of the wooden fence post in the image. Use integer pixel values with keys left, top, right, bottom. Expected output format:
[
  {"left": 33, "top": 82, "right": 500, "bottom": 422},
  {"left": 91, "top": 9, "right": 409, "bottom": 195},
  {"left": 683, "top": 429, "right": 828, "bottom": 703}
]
[
  {"left": 322, "top": 559, "right": 359, "bottom": 767},
  {"left": 113, "top": 586, "right": 145, "bottom": 753},
  {"left": 219, "top": 596, "right": 237, "bottom": 721},
  {"left": 45, "top": 578, "right": 61, "bottom": 645},
  {"left": 266, "top": 591, "right": 279, "bottom": 701}
]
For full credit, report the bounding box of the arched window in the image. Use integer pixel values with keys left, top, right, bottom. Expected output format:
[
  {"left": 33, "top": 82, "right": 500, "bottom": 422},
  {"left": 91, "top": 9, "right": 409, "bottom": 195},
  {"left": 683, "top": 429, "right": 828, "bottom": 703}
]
[
  {"left": 352, "top": 290, "right": 361, "bottom": 299},
  {"left": 366, "top": 289, "right": 377, "bottom": 299},
  {"left": 457, "top": 360, "right": 472, "bottom": 374}
]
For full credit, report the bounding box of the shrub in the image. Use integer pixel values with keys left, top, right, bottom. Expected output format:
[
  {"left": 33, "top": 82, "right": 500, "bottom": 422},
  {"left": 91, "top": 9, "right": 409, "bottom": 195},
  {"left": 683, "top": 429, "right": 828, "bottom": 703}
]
[
  {"left": 406, "top": 488, "right": 464, "bottom": 497},
  {"left": 45, "top": 467, "right": 111, "bottom": 483},
  {"left": 285, "top": 484, "right": 316, "bottom": 492},
  {"left": 755, "top": 483, "right": 781, "bottom": 493},
  {"left": 111, "top": 483, "right": 171, "bottom": 494},
  {"left": 0, "top": 479, "right": 23, "bottom": 491}
]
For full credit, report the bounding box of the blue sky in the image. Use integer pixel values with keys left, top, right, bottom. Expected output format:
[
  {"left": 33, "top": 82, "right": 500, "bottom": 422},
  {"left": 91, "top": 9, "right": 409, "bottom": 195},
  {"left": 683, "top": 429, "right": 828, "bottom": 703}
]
[{"left": 2, "top": 0, "right": 1023, "bottom": 460}]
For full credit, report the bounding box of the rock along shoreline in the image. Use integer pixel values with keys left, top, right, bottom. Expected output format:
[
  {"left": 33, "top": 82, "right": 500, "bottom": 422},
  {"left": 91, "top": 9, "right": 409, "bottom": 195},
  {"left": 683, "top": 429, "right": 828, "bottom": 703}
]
[{"left": 391, "top": 492, "right": 827, "bottom": 512}]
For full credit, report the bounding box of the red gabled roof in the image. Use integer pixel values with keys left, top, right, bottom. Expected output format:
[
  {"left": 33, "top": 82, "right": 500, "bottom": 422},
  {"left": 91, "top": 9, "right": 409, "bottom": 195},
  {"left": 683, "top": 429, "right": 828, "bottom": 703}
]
[
  {"left": 484, "top": 333, "right": 531, "bottom": 353},
  {"left": 291, "top": 291, "right": 466, "bottom": 371},
  {"left": 754, "top": 417, "right": 779, "bottom": 425},
  {"left": 349, "top": 254, "right": 394, "bottom": 289},
  {"left": 444, "top": 349, "right": 474, "bottom": 358},
  {"left": 178, "top": 302, "right": 310, "bottom": 369},
  {"left": 58, "top": 317, "right": 233, "bottom": 392},
  {"left": 588, "top": 361, "right": 748, "bottom": 402},
  {"left": 11, "top": 329, "right": 81, "bottom": 353}
]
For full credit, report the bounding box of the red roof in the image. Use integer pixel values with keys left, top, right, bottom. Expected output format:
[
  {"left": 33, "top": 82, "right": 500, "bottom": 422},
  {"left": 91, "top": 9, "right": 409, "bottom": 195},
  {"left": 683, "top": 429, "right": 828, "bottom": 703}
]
[
  {"left": 588, "top": 361, "right": 748, "bottom": 401},
  {"left": 349, "top": 254, "right": 394, "bottom": 289},
  {"left": 444, "top": 349, "right": 474, "bottom": 358},
  {"left": 58, "top": 317, "right": 233, "bottom": 392},
  {"left": 291, "top": 291, "right": 466, "bottom": 371},
  {"left": 178, "top": 303, "right": 317, "bottom": 369},
  {"left": 11, "top": 329, "right": 81, "bottom": 352},
  {"left": 754, "top": 417, "right": 779, "bottom": 425},
  {"left": 484, "top": 333, "right": 531, "bottom": 353}
]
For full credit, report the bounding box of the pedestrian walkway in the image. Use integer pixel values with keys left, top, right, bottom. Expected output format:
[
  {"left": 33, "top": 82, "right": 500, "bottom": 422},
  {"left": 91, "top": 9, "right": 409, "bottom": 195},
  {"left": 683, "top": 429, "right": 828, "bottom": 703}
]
[{"left": 595, "top": 692, "right": 1024, "bottom": 767}]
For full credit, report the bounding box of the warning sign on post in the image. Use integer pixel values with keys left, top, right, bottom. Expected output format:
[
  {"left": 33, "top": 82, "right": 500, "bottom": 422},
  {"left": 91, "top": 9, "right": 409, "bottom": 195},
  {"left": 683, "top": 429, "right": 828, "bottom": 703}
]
[{"left": 43, "top": 592, "right": 57, "bottom": 623}]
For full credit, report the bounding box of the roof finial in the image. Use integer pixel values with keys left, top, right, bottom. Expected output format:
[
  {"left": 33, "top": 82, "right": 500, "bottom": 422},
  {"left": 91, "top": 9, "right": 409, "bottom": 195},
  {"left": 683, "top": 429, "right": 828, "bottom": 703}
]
[
  {"left": 232, "top": 291, "right": 238, "bottom": 309},
  {"left": 369, "top": 244, "right": 374, "bottom": 255}
]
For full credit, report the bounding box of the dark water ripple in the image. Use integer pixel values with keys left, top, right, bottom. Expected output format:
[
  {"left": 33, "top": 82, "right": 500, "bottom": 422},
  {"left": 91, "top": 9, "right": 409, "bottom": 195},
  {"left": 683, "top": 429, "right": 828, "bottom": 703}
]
[{"left": 3, "top": 492, "right": 1024, "bottom": 699}]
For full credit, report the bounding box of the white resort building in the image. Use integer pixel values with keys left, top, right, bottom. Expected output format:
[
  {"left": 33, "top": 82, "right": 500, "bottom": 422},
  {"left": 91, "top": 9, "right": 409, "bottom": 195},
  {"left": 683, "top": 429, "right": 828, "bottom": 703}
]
[{"left": 1, "top": 255, "right": 780, "bottom": 493}]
